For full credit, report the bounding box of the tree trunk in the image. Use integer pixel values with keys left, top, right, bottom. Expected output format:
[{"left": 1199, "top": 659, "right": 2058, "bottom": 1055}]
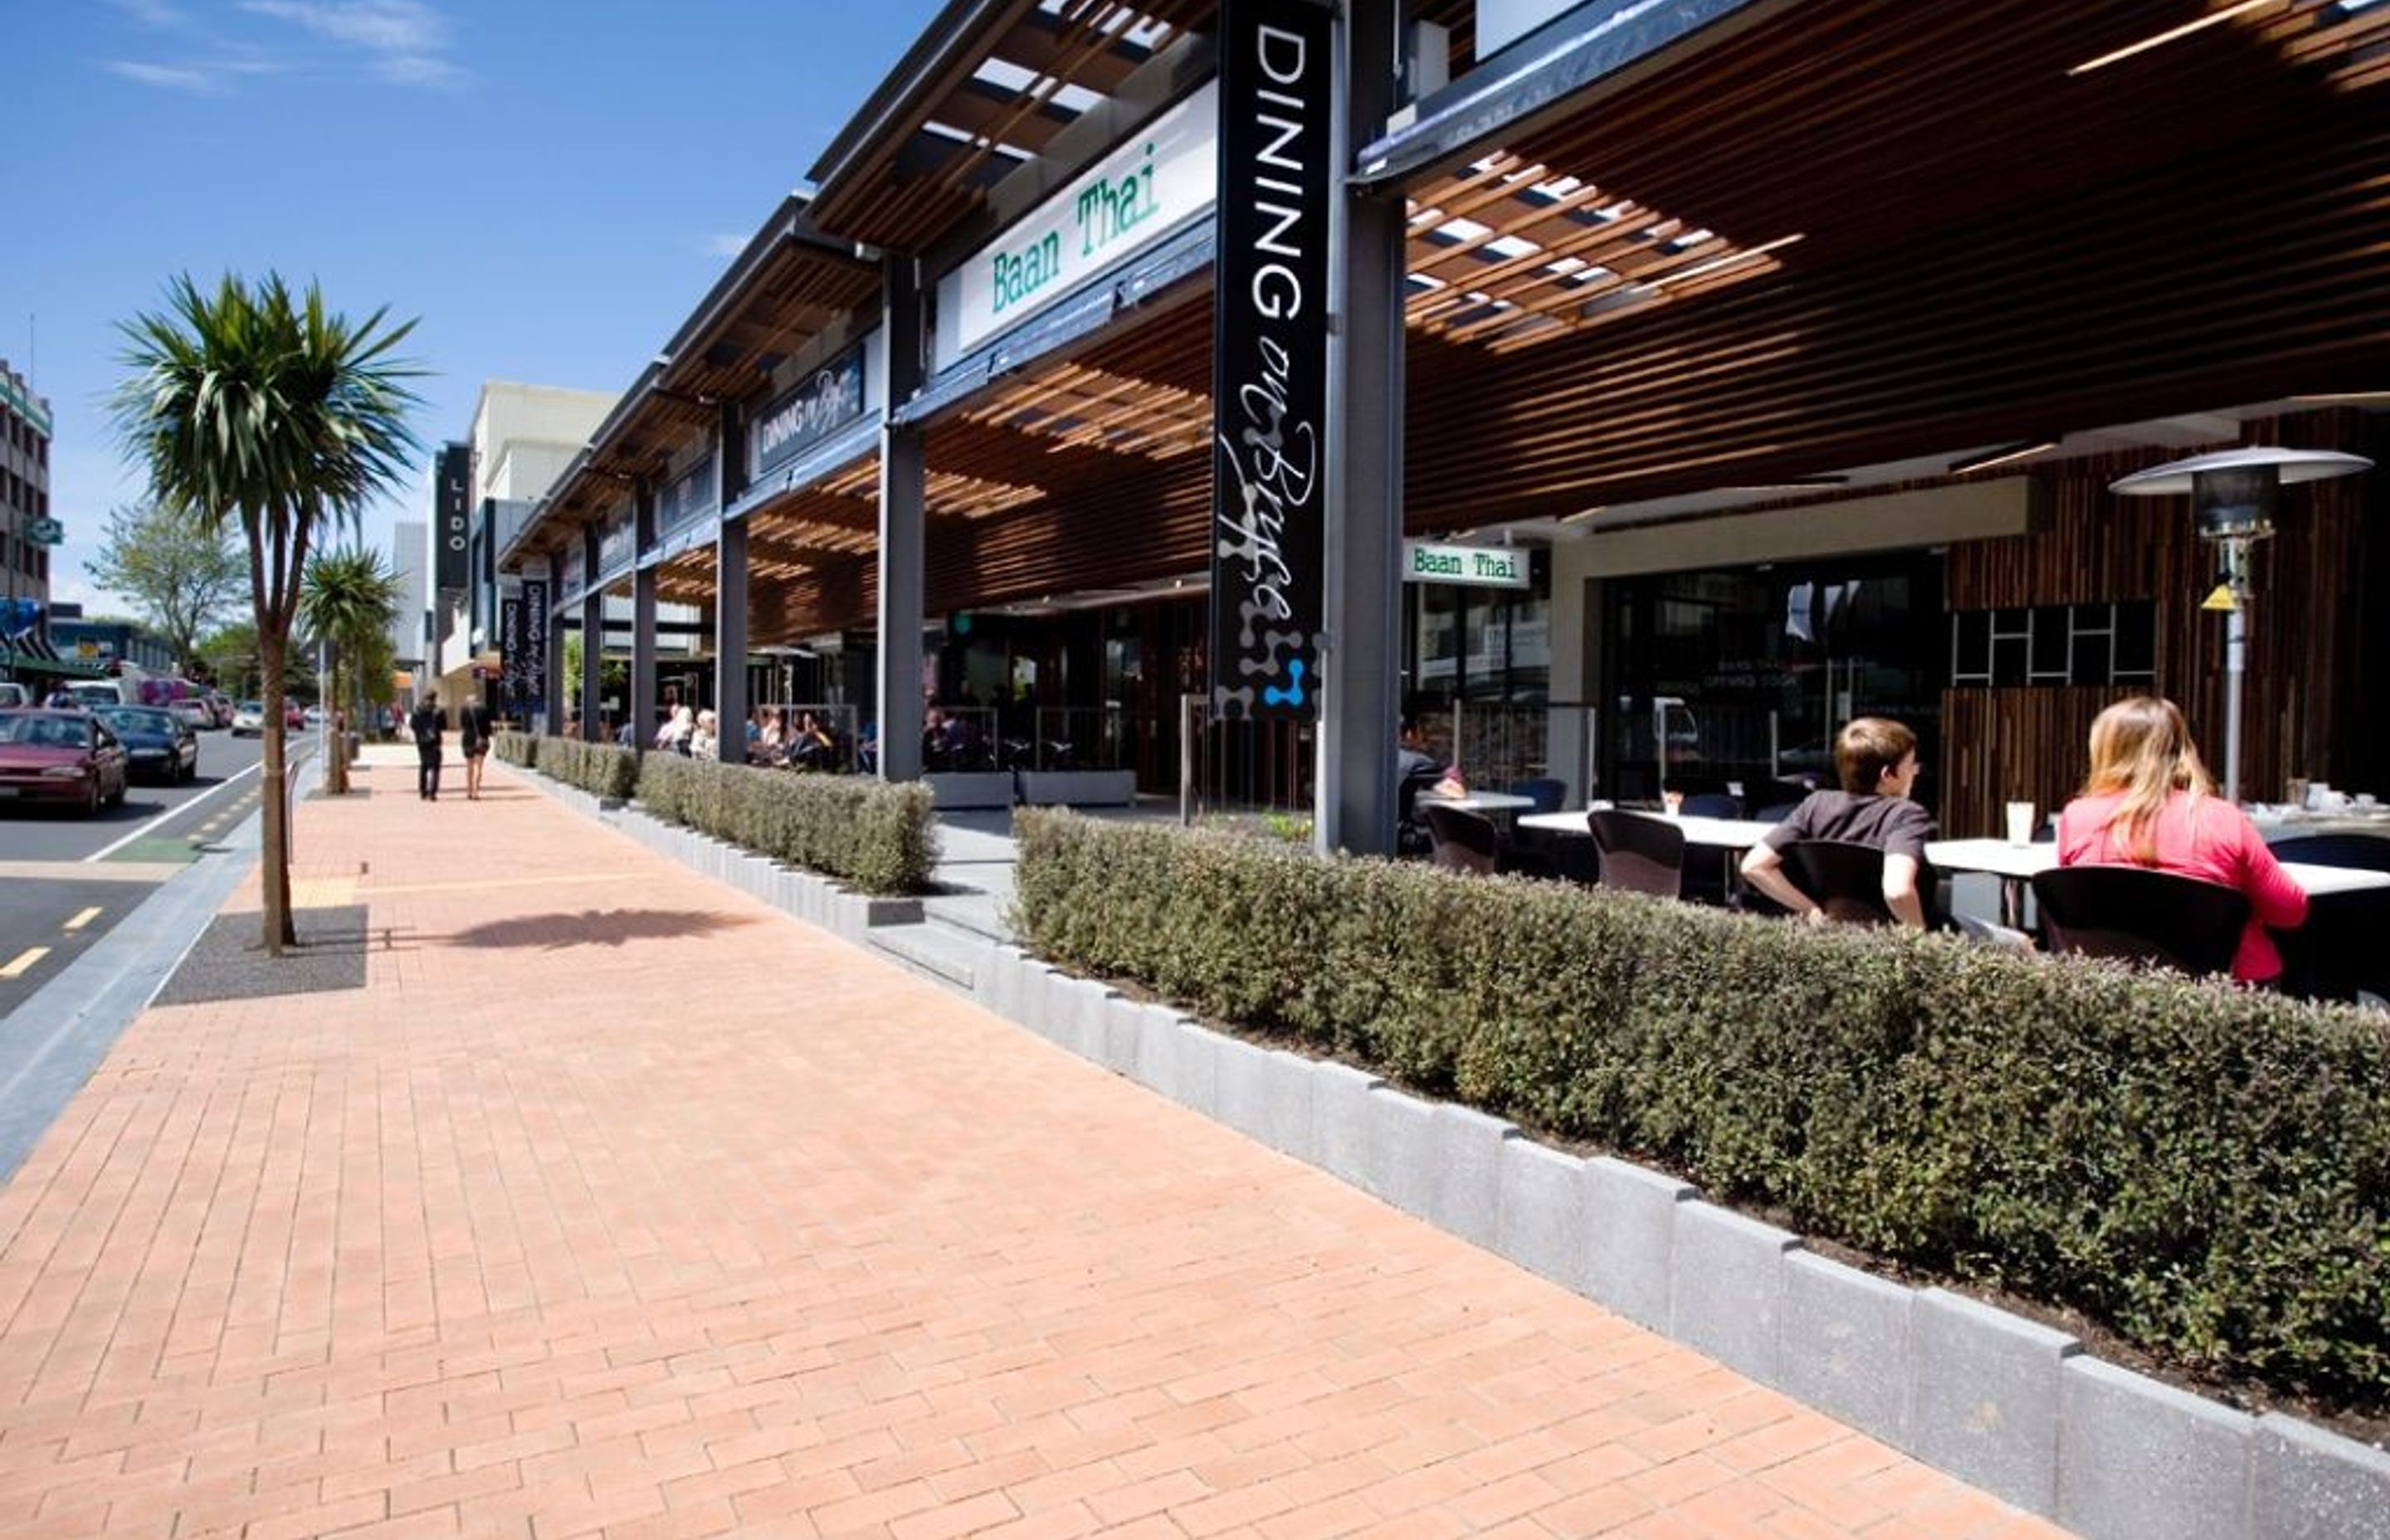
[
  {"left": 324, "top": 641, "right": 349, "bottom": 796},
  {"left": 257, "top": 631, "right": 298, "bottom": 953}
]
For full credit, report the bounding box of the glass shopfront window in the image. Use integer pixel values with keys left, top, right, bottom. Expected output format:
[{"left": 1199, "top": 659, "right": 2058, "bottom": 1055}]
[{"left": 1405, "top": 548, "right": 1550, "bottom": 706}]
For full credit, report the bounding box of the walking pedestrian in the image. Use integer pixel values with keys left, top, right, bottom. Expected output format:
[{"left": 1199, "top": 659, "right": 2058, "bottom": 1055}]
[
  {"left": 409, "top": 690, "right": 446, "bottom": 801},
  {"left": 458, "top": 693, "right": 494, "bottom": 800}
]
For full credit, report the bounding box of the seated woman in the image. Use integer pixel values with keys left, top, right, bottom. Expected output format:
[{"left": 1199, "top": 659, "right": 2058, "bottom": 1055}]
[
  {"left": 2056, "top": 695, "right": 2305, "bottom": 986},
  {"left": 790, "top": 709, "right": 836, "bottom": 768},
  {"left": 751, "top": 708, "right": 787, "bottom": 765},
  {"left": 1740, "top": 716, "right": 1937, "bottom": 928}
]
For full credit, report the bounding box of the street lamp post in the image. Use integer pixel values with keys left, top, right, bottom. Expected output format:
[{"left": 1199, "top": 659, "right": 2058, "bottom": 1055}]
[{"left": 2110, "top": 446, "right": 2372, "bottom": 803}]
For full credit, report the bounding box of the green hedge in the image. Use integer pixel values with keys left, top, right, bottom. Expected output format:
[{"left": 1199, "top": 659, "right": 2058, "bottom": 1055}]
[
  {"left": 1012, "top": 809, "right": 2390, "bottom": 1405},
  {"left": 505, "top": 734, "right": 638, "bottom": 802},
  {"left": 635, "top": 753, "right": 936, "bottom": 896}
]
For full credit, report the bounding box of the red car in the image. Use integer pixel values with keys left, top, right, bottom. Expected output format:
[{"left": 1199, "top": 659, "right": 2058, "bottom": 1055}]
[
  {"left": 0, "top": 709, "right": 131, "bottom": 815},
  {"left": 284, "top": 699, "right": 305, "bottom": 729}
]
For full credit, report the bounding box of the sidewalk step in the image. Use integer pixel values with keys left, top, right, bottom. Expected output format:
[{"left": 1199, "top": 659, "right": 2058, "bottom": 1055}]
[
  {"left": 924, "top": 893, "right": 1010, "bottom": 945},
  {"left": 868, "top": 920, "right": 996, "bottom": 992}
]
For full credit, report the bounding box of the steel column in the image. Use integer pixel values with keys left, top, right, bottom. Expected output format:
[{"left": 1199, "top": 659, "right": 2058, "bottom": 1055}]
[
  {"left": 1319, "top": 0, "right": 1408, "bottom": 855},
  {"left": 578, "top": 524, "right": 603, "bottom": 742},
  {"left": 631, "top": 480, "right": 657, "bottom": 750},
  {"left": 876, "top": 253, "right": 928, "bottom": 782}
]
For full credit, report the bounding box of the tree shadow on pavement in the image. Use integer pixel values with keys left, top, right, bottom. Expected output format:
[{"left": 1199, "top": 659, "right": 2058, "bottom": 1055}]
[{"left": 441, "top": 908, "right": 759, "bottom": 952}]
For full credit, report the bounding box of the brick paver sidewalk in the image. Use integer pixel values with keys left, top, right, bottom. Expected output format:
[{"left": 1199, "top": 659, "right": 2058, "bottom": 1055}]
[{"left": 0, "top": 758, "right": 2064, "bottom": 1539}]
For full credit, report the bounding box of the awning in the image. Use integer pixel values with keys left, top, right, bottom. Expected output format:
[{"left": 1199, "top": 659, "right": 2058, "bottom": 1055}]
[{"left": 3, "top": 633, "right": 112, "bottom": 679}]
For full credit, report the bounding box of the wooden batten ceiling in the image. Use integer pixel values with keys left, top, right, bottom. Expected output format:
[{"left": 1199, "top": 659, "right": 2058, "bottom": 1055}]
[
  {"left": 963, "top": 360, "right": 1212, "bottom": 459},
  {"left": 808, "top": 0, "right": 1214, "bottom": 255}
]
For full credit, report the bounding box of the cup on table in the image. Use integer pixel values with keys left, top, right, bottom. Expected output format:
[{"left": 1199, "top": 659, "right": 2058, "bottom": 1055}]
[
  {"left": 2286, "top": 776, "right": 2309, "bottom": 810},
  {"left": 2004, "top": 801, "right": 2036, "bottom": 846},
  {"left": 2306, "top": 781, "right": 2334, "bottom": 811},
  {"left": 1662, "top": 790, "right": 1684, "bottom": 816}
]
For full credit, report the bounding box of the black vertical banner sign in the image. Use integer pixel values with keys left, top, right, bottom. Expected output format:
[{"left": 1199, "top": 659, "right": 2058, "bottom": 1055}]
[
  {"left": 512, "top": 580, "right": 549, "bottom": 719},
  {"left": 1210, "top": 0, "right": 1332, "bottom": 721},
  {"left": 434, "top": 442, "right": 472, "bottom": 592},
  {"left": 499, "top": 597, "right": 524, "bottom": 714}
]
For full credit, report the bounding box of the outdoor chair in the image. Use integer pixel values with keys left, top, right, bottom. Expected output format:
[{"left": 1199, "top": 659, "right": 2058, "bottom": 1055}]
[
  {"left": 1505, "top": 777, "right": 1568, "bottom": 814},
  {"left": 2029, "top": 865, "right": 2248, "bottom": 978},
  {"left": 1780, "top": 840, "right": 1898, "bottom": 925},
  {"left": 1397, "top": 767, "right": 1444, "bottom": 858},
  {"left": 2265, "top": 835, "right": 2390, "bottom": 1001},
  {"left": 1424, "top": 804, "right": 1554, "bottom": 879},
  {"left": 1588, "top": 810, "right": 1686, "bottom": 898}
]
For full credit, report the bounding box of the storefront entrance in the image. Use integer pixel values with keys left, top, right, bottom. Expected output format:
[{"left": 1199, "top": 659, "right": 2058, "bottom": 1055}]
[{"left": 1600, "top": 551, "right": 1947, "bottom": 814}]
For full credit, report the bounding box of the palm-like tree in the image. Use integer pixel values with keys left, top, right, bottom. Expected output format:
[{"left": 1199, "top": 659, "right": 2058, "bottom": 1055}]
[
  {"left": 112, "top": 274, "right": 422, "bottom": 953},
  {"left": 300, "top": 546, "right": 402, "bottom": 796}
]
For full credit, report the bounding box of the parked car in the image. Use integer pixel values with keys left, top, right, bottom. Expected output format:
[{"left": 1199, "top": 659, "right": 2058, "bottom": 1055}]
[
  {"left": 232, "top": 700, "right": 266, "bottom": 736},
  {"left": 303, "top": 704, "right": 326, "bottom": 726},
  {"left": 0, "top": 709, "right": 130, "bottom": 814},
  {"left": 201, "top": 691, "right": 233, "bottom": 728},
  {"left": 95, "top": 704, "right": 198, "bottom": 783},
  {"left": 168, "top": 697, "right": 214, "bottom": 733}
]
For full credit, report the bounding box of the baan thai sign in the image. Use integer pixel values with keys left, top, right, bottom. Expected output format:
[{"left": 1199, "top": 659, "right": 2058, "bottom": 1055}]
[
  {"left": 936, "top": 80, "right": 1219, "bottom": 364},
  {"left": 1209, "top": 0, "right": 1332, "bottom": 721},
  {"left": 750, "top": 345, "right": 865, "bottom": 480},
  {"left": 1404, "top": 541, "right": 1529, "bottom": 589}
]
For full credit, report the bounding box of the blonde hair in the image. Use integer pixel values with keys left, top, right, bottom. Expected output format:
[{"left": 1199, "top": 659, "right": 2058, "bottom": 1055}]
[{"left": 2080, "top": 696, "right": 2215, "bottom": 864}]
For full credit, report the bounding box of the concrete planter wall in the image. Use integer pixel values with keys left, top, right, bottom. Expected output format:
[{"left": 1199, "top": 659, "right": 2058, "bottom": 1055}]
[
  {"left": 925, "top": 772, "right": 1017, "bottom": 809},
  {"left": 1017, "top": 769, "right": 1137, "bottom": 807}
]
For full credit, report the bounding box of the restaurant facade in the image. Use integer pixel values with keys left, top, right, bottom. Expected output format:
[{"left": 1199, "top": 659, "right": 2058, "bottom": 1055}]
[{"left": 500, "top": 0, "right": 2390, "bottom": 850}]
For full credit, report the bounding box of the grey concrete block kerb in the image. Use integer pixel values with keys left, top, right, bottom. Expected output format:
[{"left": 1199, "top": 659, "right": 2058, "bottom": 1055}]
[
  {"left": 2058, "top": 1357, "right": 2252, "bottom": 1540},
  {"left": 1909, "top": 1288, "right": 2080, "bottom": 1518},
  {"left": 1429, "top": 1104, "right": 1516, "bottom": 1250},
  {"left": 1669, "top": 1201, "right": 1800, "bottom": 1387},
  {"left": 1311, "top": 1061, "right": 1384, "bottom": 1191},
  {"left": 1365, "top": 1087, "right": 1439, "bottom": 1218},
  {"left": 2253, "top": 1412, "right": 2390, "bottom": 1540},
  {"left": 1580, "top": 1157, "right": 1692, "bottom": 1332},
  {"left": 1779, "top": 1250, "right": 1913, "bottom": 1449},
  {"left": 1493, "top": 1139, "right": 1588, "bottom": 1289}
]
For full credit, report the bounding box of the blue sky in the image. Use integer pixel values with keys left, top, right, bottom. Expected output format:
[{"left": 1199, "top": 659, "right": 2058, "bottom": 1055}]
[{"left": 7, "top": 0, "right": 944, "bottom": 619}]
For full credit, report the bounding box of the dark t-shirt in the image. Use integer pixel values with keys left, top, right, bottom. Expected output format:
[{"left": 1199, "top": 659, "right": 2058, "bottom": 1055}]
[
  {"left": 409, "top": 704, "right": 446, "bottom": 752},
  {"left": 1761, "top": 790, "right": 1938, "bottom": 865}
]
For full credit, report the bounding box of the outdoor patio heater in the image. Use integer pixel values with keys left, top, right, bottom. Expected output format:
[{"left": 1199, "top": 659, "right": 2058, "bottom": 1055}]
[{"left": 2109, "top": 446, "right": 2372, "bottom": 802}]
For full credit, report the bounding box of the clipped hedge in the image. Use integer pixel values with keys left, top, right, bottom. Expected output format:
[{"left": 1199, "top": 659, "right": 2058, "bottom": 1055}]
[
  {"left": 635, "top": 753, "right": 935, "bottom": 896},
  {"left": 1012, "top": 808, "right": 2390, "bottom": 1405},
  {"left": 509, "top": 735, "right": 639, "bottom": 802}
]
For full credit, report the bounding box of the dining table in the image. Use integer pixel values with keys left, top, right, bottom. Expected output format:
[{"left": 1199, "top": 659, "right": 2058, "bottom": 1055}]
[
  {"left": 1517, "top": 808, "right": 1782, "bottom": 848},
  {"left": 1422, "top": 790, "right": 1539, "bottom": 816},
  {"left": 1924, "top": 837, "right": 2390, "bottom": 926}
]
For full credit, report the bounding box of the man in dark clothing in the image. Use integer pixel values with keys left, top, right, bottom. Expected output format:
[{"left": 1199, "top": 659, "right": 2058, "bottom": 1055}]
[
  {"left": 1740, "top": 716, "right": 1936, "bottom": 928},
  {"left": 409, "top": 691, "right": 446, "bottom": 802}
]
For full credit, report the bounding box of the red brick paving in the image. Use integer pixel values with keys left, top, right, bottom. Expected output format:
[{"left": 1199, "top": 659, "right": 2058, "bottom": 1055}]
[{"left": 0, "top": 758, "right": 2067, "bottom": 1538}]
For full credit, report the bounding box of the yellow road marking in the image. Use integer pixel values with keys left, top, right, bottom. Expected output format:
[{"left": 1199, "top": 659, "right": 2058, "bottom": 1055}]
[
  {"left": 0, "top": 948, "right": 50, "bottom": 980},
  {"left": 63, "top": 907, "right": 102, "bottom": 932}
]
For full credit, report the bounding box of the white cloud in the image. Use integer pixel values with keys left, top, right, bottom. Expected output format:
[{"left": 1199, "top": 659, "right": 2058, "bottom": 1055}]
[
  {"left": 240, "top": 0, "right": 449, "bottom": 55},
  {"left": 104, "top": 58, "right": 229, "bottom": 93},
  {"left": 236, "top": 0, "right": 466, "bottom": 89}
]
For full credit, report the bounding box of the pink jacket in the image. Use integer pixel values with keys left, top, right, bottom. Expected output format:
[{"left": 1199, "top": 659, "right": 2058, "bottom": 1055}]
[{"left": 2056, "top": 790, "right": 2308, "bottom": 982}]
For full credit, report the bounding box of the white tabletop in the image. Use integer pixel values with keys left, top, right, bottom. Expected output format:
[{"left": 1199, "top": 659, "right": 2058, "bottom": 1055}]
[
  {"left": 1420, "top": 790, "right": 1538, "bottom": 814},
  {"left": 1519, "top": 809, "right": 1782, "bottom": 849},
  {"left": 1924, "top": 839, "right": 2390, "bottom": 897}
]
